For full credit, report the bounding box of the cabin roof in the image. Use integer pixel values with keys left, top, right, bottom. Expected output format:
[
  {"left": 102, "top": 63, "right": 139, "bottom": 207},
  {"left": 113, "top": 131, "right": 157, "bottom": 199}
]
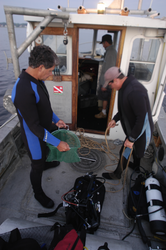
[
  {"left": 24, "top": 13, "right": 166, "bottom": 29},
  {"left": 69, "top": 14, "right": 166, "bottom": 29}
]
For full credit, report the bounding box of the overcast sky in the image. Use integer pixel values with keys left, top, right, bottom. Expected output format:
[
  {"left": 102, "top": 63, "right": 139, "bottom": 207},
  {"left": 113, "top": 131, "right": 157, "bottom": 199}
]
[{"left": 0, "top": 0, "right": 165, "bottom": 22}]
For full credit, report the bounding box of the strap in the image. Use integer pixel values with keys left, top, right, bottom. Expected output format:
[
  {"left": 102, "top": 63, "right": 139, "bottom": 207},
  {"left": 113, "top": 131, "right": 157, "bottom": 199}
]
[
  {"left": 79, "top": 226, "right": 86, "bottom": 246},
  {"left": 70, "top": 205, "right": 88, "bottom": 227},
  {"left": 71, "top": 235, "right": 80, "bottom": 250},
  {"left": 145, "top": 184, "right": 161, "bottom": 192},
  {"left": 136, "top": 217, "right": 151, "bottom": 245},
  {"left": 87, "top": 175, "right": 95, "bottom": 199},
  {"left": 38, "top": 202, "right": 63, "bottom": 218},
  {"left": 147, "top": 199, "right": 164, "bottom": 207}
]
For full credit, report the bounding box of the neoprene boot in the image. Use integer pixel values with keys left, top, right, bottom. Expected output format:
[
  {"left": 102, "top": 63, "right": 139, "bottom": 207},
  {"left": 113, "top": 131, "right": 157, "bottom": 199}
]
[
  {"left": 102, "top": 146, "right": 127, "bottom": 180},
  {"left": 102, "top": 162, "right": 122, "bottom": 180},
  {"left": 30, "top": 169, "right": 54, "bottom": 208}
]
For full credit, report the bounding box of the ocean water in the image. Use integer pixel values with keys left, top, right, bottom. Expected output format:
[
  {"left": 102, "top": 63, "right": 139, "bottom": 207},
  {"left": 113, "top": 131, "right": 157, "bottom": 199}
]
[{"left": 0, "top": 28, "right": 29, "bottom": 126}]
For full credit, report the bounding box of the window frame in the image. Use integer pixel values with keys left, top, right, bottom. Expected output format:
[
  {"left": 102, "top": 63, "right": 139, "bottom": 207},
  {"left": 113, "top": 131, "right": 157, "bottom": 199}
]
[{"left": 128, "top": 36, "right": 161, "bottom": 83}]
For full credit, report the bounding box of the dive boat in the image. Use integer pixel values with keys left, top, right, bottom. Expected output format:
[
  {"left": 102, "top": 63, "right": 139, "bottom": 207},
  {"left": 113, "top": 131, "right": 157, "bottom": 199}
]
[{"left": 1, "top": 0, "right": 166, "bottom": 249}]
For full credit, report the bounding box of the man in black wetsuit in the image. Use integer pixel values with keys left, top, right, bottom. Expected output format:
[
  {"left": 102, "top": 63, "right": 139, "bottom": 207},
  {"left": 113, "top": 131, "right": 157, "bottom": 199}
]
[
  {"left": 12, "top": 45, "right": 70, "bottom": 208},
  {"left": 102, "top": 67, "right": 154, "bottom": 180}
]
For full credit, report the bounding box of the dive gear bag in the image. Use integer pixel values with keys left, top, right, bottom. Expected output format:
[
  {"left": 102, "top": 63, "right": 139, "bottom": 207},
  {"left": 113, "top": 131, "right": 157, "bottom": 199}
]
[
  {"left": 64, "top": 173, "right": 106, "bottom": 233},
  {"left": 48, "top": 222, "right": 84, "bottom": 250},
  {"left": 38, "top": 173, "right": 105, "bottom": 234}
]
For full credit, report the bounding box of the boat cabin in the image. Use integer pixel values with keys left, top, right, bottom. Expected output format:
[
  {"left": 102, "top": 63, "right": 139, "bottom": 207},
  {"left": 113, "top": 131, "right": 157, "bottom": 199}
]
[
  {"left": 1, "top": 3, "right": 166, "bottom": 249},
  {"left": 3, "top": 0, "right": 166, "bottom": 140}
]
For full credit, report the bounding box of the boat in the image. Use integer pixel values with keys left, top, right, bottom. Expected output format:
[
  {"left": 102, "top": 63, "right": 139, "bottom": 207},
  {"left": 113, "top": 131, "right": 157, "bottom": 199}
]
[{"left": 1, "top": 0, "right": 166, "bottom": 249}]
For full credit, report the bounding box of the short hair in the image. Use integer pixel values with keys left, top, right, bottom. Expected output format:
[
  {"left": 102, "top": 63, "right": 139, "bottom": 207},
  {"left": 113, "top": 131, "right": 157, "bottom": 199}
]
[
  {"left": 118, "top": 73, "right": 125, "bottom": 79},
  {"left": 100, "top": 34, "right": 112, "bottom": 45},
  {"left": 117, "top": 68, "right": 125, "bottom": 79},
  {"left": 29, "top": 45, "right": 59, "bottom": 69}
]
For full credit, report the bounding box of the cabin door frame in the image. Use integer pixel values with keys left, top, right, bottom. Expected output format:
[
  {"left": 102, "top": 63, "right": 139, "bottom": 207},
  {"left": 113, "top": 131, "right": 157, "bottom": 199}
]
[{"left": 73, "top": 24, "right": 126, "bottom": 134}]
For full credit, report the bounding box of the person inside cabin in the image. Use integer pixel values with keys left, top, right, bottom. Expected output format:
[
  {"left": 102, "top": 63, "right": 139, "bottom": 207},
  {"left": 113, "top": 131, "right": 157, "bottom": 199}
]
[
  {"left": 12, "top": 45, "right": 70, "bottom": 208},
  {"left": 95, "top": 34, "right": 117, "bottom": 119},
  {"left": 102, "top": 67, "right": 154, "bottom": 180}
]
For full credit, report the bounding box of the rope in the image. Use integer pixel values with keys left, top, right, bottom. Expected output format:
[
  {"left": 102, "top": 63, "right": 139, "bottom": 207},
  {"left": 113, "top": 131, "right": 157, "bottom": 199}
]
[
  {"left": 75, "top": 127, "right": 119, "bottom": 162},
  {"left": 106, "top": 146, "right": 133, "bottom": 193},
  {"left": 75, "top": 127, "right": 133, "bottom": 193}
]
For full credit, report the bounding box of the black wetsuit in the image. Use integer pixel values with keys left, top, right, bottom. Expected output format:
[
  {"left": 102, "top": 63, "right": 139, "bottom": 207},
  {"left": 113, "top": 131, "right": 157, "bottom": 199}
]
[
  {"left": 113, "top": 75, "right": 154, "bottom": 173},
  {"left": 12, "top": 70, "right": 61, "bottom": 194}
]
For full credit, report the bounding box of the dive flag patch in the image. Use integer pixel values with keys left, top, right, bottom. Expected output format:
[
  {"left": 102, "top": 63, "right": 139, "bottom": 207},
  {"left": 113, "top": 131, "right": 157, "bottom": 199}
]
[{"left": 53, "top": 86, "right": 63, "bottom": 94}]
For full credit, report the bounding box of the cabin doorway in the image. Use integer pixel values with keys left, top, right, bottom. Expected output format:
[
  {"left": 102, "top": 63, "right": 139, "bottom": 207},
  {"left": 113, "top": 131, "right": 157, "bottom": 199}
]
[{"left": 77, "top": 28, "right": 121, "bottom": 134}]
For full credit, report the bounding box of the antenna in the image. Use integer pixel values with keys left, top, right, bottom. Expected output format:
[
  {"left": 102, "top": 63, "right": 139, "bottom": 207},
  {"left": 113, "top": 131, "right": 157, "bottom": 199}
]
[
  {"left": 68, "top": 0, "right": 69, "bottom": 7},
  {"left": 149, "top": 0, "right": 153, "bottom": 9},
  {"left": 138, "top": 0, "right": 143, "bottom": 10}
]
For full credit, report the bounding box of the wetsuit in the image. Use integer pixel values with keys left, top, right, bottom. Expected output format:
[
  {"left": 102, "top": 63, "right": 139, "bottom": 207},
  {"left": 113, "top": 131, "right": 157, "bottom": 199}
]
[
  {"left": 12, "top": 69, "right": 61, "bottom": 194},
  {"left": 113, "top": 75, "right": 154, "bottom": 175}
]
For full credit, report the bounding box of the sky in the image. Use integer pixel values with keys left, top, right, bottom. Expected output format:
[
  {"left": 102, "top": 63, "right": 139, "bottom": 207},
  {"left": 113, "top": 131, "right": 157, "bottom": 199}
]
[{"left": 0, "top": 0, "right": 165, "bottom": 23}]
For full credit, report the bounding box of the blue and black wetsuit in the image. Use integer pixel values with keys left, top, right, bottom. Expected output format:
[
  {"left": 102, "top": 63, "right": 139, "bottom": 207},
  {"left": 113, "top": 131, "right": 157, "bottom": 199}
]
[{"left": 12, "top": 69, "right": 61, "bottom": 194}]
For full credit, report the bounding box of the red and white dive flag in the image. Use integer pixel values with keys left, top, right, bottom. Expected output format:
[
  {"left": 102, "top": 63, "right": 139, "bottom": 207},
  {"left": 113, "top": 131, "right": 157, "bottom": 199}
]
[{"left": 53, "top": 86, "right": 63, "bottom": 94}]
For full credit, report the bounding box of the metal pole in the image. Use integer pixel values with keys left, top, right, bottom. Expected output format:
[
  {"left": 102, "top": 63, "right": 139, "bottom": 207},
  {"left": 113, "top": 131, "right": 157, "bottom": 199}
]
[
  {"left": 92, "top": 30, "right": 98, "bottom": 57},
  {"left": 5, "top": 13, "right": 20, "bottom": 79},
  {"left": 57, "top": 6, "right": 77, "bottom": 12},
  {"left": 130, "top": 10, "right": 156, "bottom": 15},
  {"left": 17, "top": 15, "right": 55, "bottom": 57},
  {"left": 0, "top": 114, "right": 17, "bottom": 129},
  {"left": 4, "top": 6, "right": 69, "bottom": 18},
  {"left": 105, "top": 8, "right": 157, "bottom": 15},
  {"left": 121, "top": 0, "right": 124, "bottom": 9},
  {"left": 4, "top": 6, "right": 69, "bottom": 79},
  {"left": 138, "top": 0, "right": 143, "bottom": 10},
  {"left": 149, "top": 0, "right": 153, "bottom": 8}
]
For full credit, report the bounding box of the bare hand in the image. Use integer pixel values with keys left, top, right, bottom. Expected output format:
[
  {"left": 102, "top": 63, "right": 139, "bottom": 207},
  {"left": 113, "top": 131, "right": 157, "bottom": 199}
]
[
  {"left": 108, "top": 120, "right": 116, "bottom": 128},
  {"left": 124, "top": 139, "right": 134, "bottom": 149},
  {"left": 56, "top": 120, "right": 66, "bottom": 129},
  {"left": 57, "top": 141, "right": 70, "bottom": 152},
  {"left": 101, "top": 87, "right": 107, "bottom": 92}
]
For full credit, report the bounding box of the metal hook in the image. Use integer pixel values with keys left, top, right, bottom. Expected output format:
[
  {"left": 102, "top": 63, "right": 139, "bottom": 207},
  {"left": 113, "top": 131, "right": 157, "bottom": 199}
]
[{"left": 63, "top": 22, "right": 68, "bottom": 36}]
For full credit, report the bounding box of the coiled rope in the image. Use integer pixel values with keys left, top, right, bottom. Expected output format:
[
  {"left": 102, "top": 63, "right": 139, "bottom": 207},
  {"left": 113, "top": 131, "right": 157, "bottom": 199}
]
[
  {"left": 75, "top": 127, "right": 133, "bottom": 193},
  {"left": 75, "top": 127, "right": 118, "bottom": 159}
]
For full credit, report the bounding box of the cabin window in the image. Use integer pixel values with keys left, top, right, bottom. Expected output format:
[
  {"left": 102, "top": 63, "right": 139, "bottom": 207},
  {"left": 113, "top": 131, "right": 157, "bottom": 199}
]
[
  {"left": 78, "top": 29, "right": 117, "bottom": 57},
  {"left": 43, "top": 35, "right": 71, "bottom": 74},
  {"left": 128, "top": 38, "right": 160, "bottom": 82},
  {"left": 79, "top": 29, "right": 94, "bottom": 56}
]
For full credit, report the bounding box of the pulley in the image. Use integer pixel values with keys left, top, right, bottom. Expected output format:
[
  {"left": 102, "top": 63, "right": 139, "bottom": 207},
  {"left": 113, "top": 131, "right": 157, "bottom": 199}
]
[{"left": 63, "top": 22, "right": 68, "bottom": 45}]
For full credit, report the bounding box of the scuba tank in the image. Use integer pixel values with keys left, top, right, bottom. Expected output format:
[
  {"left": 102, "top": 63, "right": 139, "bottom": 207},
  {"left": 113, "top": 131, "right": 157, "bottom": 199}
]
[
  {"left": 145, "top": 175, "right": 166, "bottom": 235},
  {"left": 152, "top": 160, "right": 166, "bottom": 186},
  {"left": 152, "top": 145, "right": 166, "bottom": 186}
]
